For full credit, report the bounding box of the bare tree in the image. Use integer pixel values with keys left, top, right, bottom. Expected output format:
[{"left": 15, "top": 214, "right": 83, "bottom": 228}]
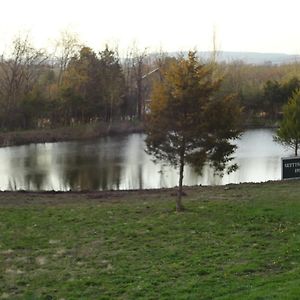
[
  {"left": 0, "top": 35, "right": 47, "bottom": 128},
  {"left": 53, "top": 30, "right": 81, "bottom": 86},
  {"left": 124, "top": 43, "right": 148, "bottom": 121}
]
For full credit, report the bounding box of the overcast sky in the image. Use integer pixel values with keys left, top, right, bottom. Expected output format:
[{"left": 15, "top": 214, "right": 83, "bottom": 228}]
[{"left": 1, "top": 0, "right": 300, "bottom": 54}]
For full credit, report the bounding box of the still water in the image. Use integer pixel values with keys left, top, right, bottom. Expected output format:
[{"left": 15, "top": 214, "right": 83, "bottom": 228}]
[{"left": 0, "top": 129, "right": 292, "bottom": 191}]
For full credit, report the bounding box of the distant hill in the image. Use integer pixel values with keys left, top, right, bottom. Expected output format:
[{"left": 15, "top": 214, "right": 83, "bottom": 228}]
[
  {"left": 167, "top": 51, "right": 300, "bottom": 65},
  {"left": 205, "top": 51, "right": 300, "bottom": 65}
]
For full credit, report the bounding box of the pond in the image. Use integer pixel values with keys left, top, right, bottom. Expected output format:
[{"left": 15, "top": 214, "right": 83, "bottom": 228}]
[{"left": 0, "top": 129, "right": 291, "bottom": 191}]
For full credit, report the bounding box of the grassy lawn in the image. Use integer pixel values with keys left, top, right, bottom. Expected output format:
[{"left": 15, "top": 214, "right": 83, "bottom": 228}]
[{"left": 1, "top": 181, "right": 300, "bottom": 299}]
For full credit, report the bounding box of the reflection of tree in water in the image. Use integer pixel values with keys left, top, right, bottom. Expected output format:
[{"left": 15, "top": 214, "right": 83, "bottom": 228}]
[
  {"left": 8, "top": 145, "right": 48, "bottom": 190},
  {"left": 7, "top": 178, "right": 18, "bottom": 191},
  {"left": 120, "top": 134, "right": 146, "bottom": 190},
  {"left": 137, "top": 164, "right": 143, "bottom": 189},
  {"left": 184, "top": 163, "right": 223, "bottom": 186},
  {"left": 25, "top": 146, "right": 49, "bottom": 190},
  {"left": 24, "top": 172, "right": 47, "bottom": 190},
  {"left": 158, "top": 165, "right": 169, "bottom": 188},
  {"left": 59, "top": 141, "right": 123, "bottom": 190},
  {"left": 1, "top": 130, "right": 290, "bottom": 190}
]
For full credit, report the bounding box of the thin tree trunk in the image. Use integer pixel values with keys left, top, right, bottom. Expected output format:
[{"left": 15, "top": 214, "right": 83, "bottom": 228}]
[
  {"left": 295, "top": 142, "right": 298, "bottom": 156},
  {"left": 137, "top": 77, "right": 142, "bottom": 121},
  {"left": 176, "top": 144, "right": 185, "bottom": 212},
  {"left": 110, "top": 94, "right": 113, "bottom": 126}
]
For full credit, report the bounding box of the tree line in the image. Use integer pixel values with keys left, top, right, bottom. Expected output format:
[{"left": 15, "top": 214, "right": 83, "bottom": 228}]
[
  {"left": 1, "top": 33, "right": 300, "bottom": 131},
  {"left": 0, "top": 33, "right": 155, "bottom": 130},
  {"left": 217, "top": 61, "right": 300, "bottom": 124}
]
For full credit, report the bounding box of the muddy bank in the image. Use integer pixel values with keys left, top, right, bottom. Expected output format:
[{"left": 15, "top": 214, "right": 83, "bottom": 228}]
[
  {"left": 0, "top": 180, "right": 292, "bottom": 207},
  {"left": 0, "top": 121, "right": 144, "bottom": 147}
]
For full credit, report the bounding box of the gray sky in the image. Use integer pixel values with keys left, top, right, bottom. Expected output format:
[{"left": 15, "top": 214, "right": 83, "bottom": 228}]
[{"left": 1, "top": 0, "right": 300, "bottom": 54}]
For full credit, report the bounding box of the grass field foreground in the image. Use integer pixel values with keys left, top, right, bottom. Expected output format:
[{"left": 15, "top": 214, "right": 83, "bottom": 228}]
[{"left": 1, "top": 181, "right": 300, "bottom": 299}]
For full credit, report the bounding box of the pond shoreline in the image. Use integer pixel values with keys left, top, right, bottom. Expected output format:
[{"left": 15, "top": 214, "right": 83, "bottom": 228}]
[
  {"left": 0, "top": 121, "right": 144, "bottom": 148},
  {"left": 0, "top": 120, "right": 278, "bottom": 148},
  {"left": 0, "top": 128, "right": 284, "bottom": 191},
  {"left": 0, "top": 180, "right": 292, "bottom": 206}
]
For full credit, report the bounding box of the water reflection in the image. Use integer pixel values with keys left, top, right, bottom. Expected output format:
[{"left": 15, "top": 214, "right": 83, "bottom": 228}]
[
  {"left": 5, "top": 144, "right": 50, "bottom": 190},
  {"left": 56, "top": 138, "right": 125, "bottom": 190},
  {"left": 0, "top": 129, "right": 292, "bottom": 191}
]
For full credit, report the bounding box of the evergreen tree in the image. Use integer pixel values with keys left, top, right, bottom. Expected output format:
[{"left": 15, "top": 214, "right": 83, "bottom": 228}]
[
  {"left": 145, "top": 51, "right": 241, "bottom": 211},
  {"left": 275, "top": 89, "right": 300, "bottom": 156}
]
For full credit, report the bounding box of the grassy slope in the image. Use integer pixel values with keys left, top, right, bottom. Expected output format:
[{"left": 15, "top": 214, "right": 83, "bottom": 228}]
[{"left": 1, "top": 181, "right": 300, "bottom": 299}]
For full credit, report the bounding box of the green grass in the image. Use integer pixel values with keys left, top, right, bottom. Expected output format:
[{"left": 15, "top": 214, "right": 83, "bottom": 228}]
[{"left": 1, "top": 181, "right": 300, "bottom": 299}]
